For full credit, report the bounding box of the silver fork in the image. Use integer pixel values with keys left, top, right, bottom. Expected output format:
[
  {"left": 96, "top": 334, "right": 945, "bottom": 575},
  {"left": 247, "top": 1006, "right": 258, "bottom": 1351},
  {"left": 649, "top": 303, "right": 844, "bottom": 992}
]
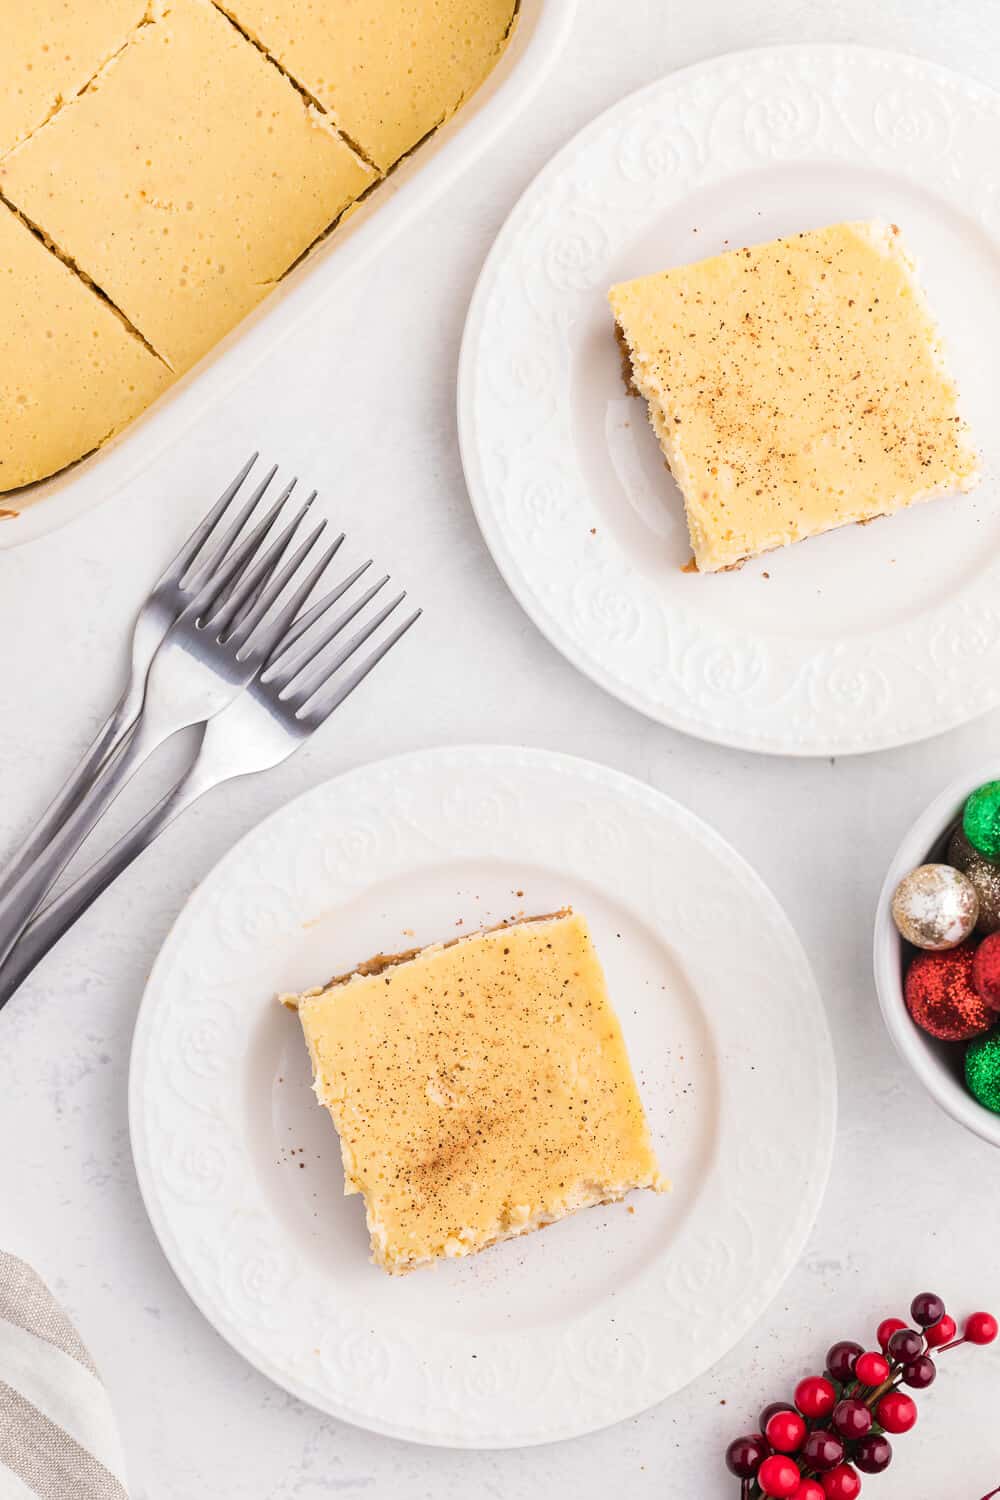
[
  {"left": 0, "top": 453, "right": 277, "bottom": 904},
  {"left": 0, "top": 488, "right": 336, "bottom": 972},
  {"left": 0, "top": 575, "right": 421, "bottom": 1006}
]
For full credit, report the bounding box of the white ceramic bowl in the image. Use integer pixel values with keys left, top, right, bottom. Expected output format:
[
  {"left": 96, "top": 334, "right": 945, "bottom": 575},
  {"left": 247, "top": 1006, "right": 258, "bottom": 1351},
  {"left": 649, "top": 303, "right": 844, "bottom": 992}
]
[{"left": 874, "top": 761, "right": 1000, "bottom": 1147}]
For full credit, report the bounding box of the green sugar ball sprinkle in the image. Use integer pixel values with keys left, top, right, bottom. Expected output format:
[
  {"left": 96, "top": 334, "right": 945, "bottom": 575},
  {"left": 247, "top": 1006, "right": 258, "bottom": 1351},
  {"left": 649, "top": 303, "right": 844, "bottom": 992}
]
[
  {"left": 966, "top": 1031, "right": 1000, "bottom": 1115},
  {"left": 963, "top": 781, "right": 1000, "bottom": 863}
]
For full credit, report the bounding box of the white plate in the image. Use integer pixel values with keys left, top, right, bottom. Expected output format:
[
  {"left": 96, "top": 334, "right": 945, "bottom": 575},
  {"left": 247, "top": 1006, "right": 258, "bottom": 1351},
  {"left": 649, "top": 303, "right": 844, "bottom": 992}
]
[
  {"left": 458, "top": 46, "right": 1000, "bottom": 756},
  {"left": 129, "top": 745, "right": 834, "bottom": 1447},
  {"left": 1, "top": 0, "right": 576, "bottom": 549}
]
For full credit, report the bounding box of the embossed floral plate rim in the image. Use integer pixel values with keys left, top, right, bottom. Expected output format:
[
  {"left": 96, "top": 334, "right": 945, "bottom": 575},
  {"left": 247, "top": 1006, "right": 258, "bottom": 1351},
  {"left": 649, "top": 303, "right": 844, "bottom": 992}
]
[
  {"left": 129, "top": 745, "right": 835, "bottom": 1446},
  {"left": 458, "top": 45, "right": 1000, "bottom": 755}
]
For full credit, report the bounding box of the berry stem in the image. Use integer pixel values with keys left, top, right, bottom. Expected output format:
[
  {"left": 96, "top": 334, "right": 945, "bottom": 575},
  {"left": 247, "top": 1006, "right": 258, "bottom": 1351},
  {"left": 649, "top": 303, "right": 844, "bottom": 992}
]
[
  {"left": 865, "top": 1374, "right": 897, "bottom": 1406},
  {"left": 933, "top": 1336, "right": 966, "bottom": 1354},
  {"left": 979, "top": 1488, "right": 1000, "bottom": 1500}
]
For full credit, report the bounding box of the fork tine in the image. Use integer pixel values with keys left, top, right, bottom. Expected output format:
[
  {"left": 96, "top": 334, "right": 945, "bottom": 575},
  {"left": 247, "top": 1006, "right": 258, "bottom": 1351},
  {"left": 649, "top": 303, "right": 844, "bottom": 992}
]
[
  {"left": 171, "top": 452, "right": 258, "bottom": 586},
  {"left": 183, "top": 464, "right": 280, "bottom": 600},
  {"left": 180, "top": 480, "right": 297, "bottom": 630},
  {"left": 241, "top": 527, "right": 346, "bottom": 663},
  {"left": 224, "top": 488, "right": 318, "bottom": 631},
  {"left": 230, "top": 517, "right": 328, "bottom": 648},
  {"left": 264, "top": 553, "right": 369, "bottom": 674},
  {"left": 201, "top": 482, "right": 306, "bottom": 634},
  {"left": 303, "top": 609, "right": 422, "bottom": 723},
  {"left": 283, "top": 591, "right": 407, "bottom": 704},
  {"left": 260, "top": 534, "right": 347, "bottom": 665},
  {"left": 267, "top": 575, "right": 389, "bottom": 688}
]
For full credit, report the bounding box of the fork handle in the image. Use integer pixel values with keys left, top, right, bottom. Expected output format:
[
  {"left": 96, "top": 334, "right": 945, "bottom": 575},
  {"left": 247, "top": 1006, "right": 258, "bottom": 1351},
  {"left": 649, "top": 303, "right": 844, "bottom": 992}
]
[
  {"left": 0, "top": 681, "right": 141, "bottom": 905},
  {"left": 0, "top": 748, "right": 221, "bottom": 1010},
  {"left": 0, "top": 708, "right": 172, "bottom": 974}
]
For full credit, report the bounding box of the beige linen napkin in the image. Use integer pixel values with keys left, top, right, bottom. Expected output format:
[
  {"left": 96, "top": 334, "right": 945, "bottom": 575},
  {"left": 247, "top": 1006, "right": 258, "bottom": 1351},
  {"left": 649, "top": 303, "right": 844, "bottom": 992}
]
[{"left": 0, "top": 1253, "right": 127, "bottom": 1500}]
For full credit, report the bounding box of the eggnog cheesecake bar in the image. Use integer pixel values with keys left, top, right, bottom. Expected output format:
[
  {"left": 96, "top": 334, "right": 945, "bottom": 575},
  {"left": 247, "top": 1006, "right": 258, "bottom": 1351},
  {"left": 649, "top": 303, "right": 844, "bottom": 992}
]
[
  {"left": 609, "top": 221, "right": 979, "bottom": 572},
  {"left": 284, "top": 909, "right": 665, "bottom": 1273}
]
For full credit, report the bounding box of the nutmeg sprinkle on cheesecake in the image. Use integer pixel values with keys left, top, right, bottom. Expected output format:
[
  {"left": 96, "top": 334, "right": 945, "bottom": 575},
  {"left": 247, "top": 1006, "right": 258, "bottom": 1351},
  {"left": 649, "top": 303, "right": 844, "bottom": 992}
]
[
  {"left": 283, "top": 909, "right": 666, "bottom": 1273},
  {"left": 609, "top": 221, "right": 979, "bottom": 573}
]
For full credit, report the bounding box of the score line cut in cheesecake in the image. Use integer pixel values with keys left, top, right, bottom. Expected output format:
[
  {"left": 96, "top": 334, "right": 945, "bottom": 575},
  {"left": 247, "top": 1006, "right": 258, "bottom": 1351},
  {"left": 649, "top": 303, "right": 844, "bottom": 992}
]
[
  {"left": 283, "top": 909, "right": 666, "bottom": 1274},
  {"left": 609, "top": 221, "right": 979, "bottom": 573}
]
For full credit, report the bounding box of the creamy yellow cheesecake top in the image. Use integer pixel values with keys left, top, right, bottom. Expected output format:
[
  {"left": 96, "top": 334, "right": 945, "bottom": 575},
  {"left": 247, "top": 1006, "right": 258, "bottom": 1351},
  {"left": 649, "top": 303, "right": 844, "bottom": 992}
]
[
  {"left": 0, "top": 0, "right": 516, "bottom": 497},
  {"left": 0, "top": 201, "right": 170, "bottom": 494},
  {"left": 0, "top": 0, "right": 374, "bottom": 376},
  {"left": 609, "top": 221, "right": 979, "bottom": 572},
  {"left": 212, "top": 0, "right": 518, "bottom": 172},
  {"left": 289, "top": 910, "right": 665, "bottom": 1274},
  {"left": 0, "top": 0, "right": 146, "bottom": 157}
]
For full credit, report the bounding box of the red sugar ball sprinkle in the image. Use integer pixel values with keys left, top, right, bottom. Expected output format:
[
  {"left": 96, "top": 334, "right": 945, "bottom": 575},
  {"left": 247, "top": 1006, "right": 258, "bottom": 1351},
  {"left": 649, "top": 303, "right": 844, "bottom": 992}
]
[
  {"left": 854, "top": 1351, "right": 890, "bottom": 1387},
  {"left": 925, "top": 1313, "right": 957, "bottom": 1348},
  {"left": 766, "top": 1410, "right": 807, "bottom": 1454},
  {"left": 821, "top": 1465, "right": 862, "bottom": 1500},
  {"left": 973, "top": 934, "right": 1000, "bottom": 1011},
  {"left": 965, "top": 1311, "right": 999, "bottom": 1345},
  {"left": 876, "top": 1317, "right": 906, "bottom": 1350},
  {"left": 795, "top": 1375, "right": 836, "bottom": 1420},
  {"left": 876, "top": 1391, "right": 918, "bottom": 1434},
  {"left": 905, "top": 943, "right": 994, "bottom": 1040},
  {"left": 759, "top": 1455, "right": 802, "bottom": 1498}
]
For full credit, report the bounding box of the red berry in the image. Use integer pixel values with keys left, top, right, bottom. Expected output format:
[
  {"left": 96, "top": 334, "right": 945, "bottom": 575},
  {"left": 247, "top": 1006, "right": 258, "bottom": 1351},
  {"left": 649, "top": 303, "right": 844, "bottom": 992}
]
[
  {"left": 760, "top": 1400, "right": 797, "bottom": 1433},
  {"left": 825, "top": 1340, "right": 863, "bottom": 1382},
  {"left": 925, "top": 1313, "right": 957, "bottom": 1348},
  {"left": 759, "top": 1454, "right": 802, "bottom": 1498},
  {"left": 854, "top": 1434, "right": 893, "bottom": 1475},
  {"left": 876, "top": 1391, "right": 917, "bottom": 1434},
  {"left": 792, "top": 1483, "right": 826, "bottom": 1500},
  {"left": 965, "top": 1311, "right": 999, "bottom": 1345},
  {"left": 910, "top": 1292, "right": 945, "bottom": 1328},
  {"left": 802, "top": 1430, "right": 845, "bottom": 1471},
  {"left": 876, "top": 1317, "right": 906, "bottom": 1350},
  {"left": 854, "top": 1351, "right": 890, "bottom": 1386},
  {"left": 726, "top": 1433, "right": 769, "bottom": 1477},
  {"left": 832, "top": 1398, "right": 872, "bottom": 1440},
  {"left": 766, "top": 1410, "right": 807, "bottom": 1453},
  {"left": 887, "top": 1328, "right": 923, "bottom": 1362},
  {"left": 795, "top": 1375, "right": 836, "bottom": 1420},
  {"left": 821, "top": 1464, "right": 862, "bottom": 1500},
  {"left": 901, "top": 1354, "right": 936, "bottom": 1389}
]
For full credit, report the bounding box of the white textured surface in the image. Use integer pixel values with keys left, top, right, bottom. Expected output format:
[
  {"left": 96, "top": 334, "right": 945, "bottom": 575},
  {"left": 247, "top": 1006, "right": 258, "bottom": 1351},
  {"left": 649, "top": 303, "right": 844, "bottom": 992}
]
[
  {"left": 2, "top": 1, "right": 1000, "bottom": 1495},
  {"left": 129, "top": 746, "right": 833, "bottom": 1445},
  {"left": 460, "top": 46, "right": 1000, "bottom": 754}
]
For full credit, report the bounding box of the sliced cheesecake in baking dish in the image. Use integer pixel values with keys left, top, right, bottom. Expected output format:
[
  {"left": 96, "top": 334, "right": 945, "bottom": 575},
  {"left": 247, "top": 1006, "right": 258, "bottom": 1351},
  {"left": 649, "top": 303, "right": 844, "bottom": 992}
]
[
  {"left": 284, "top": 908, "right": 665, "bottom": 1273},
  {"left": 609, "top": 221, "right": 979, "bottom": 572}
]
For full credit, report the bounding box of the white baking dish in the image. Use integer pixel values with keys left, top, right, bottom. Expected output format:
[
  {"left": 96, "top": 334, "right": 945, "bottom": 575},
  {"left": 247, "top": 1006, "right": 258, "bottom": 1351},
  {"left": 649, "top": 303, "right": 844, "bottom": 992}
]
[{"left": 1, "top": 0, "right": 577, "bottom": 549}]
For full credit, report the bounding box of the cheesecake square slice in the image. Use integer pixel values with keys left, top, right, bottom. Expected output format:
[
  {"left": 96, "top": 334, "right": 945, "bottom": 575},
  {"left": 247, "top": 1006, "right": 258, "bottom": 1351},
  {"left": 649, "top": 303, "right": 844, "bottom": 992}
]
[
  {"left": 214, "top": 0, "right": 518, "bottom": 173},
  {"left": 0, "top": 0, "right": 374, "bottom": 374},
  {"left": 0, "top": 0, "right": 146, "bottom": 158},
  {"left": 0, "top": 201, "right": 171, "bottom": 492},
  {"left": 609, "top": 222, "right": 979, "bottom": 572},
  {"left": 285, "top": 909, "right": 665, "bottom": 1274}
]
